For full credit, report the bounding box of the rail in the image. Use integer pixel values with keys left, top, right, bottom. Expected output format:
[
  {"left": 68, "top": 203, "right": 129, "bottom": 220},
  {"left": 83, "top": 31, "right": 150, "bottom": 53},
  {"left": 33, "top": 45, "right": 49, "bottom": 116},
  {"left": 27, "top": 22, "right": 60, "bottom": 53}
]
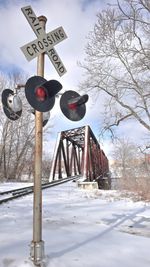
[{"left": 0, "top": 176, "right": 80, "bottom": 205}]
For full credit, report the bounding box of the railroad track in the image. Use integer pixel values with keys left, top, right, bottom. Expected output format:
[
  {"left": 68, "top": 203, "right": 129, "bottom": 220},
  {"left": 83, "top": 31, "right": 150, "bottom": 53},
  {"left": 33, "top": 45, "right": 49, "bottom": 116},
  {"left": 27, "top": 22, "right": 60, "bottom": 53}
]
[{"left": 0, "top": 176, "right": 80, "bottom": 205}]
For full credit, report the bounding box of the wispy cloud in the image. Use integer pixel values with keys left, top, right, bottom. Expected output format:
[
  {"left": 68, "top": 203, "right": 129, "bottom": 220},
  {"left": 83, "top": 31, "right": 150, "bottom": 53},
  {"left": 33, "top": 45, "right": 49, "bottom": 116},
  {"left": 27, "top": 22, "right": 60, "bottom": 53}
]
[{"left": 0, "top": 0, "right": 147, "bottom": 157}]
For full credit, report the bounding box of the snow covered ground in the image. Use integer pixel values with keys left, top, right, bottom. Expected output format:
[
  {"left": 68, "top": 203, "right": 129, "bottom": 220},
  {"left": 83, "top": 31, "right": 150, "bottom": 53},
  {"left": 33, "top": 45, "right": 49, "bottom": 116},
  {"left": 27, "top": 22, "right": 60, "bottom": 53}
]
[
  {"left": 0, "top": 181, "right": 150, "bottom": 267},
  {"left": 0, "top": 182, "right": 33, "bottom": 192}
]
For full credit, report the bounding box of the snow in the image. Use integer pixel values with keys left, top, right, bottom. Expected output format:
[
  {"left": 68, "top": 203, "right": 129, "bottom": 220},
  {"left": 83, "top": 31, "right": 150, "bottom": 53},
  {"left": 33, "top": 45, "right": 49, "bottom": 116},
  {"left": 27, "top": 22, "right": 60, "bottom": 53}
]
[
  {"left": 0, "top": 182, "right": 150, "bottom": 267},
  {"left": 0, "top": 182, "right": 33, "bottom": 192}
]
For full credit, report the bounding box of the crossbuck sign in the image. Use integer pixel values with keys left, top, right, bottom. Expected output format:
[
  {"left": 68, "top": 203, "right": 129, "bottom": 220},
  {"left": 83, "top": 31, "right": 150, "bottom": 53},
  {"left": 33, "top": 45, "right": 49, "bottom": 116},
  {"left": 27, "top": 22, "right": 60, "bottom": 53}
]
[{"left": 21, "top": 6, "right": 67, "bottom": 76}]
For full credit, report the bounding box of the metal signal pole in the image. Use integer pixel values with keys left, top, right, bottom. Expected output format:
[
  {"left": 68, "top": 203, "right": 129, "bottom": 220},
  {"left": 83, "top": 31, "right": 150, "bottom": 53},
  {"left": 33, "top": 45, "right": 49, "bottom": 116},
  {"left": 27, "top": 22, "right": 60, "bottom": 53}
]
[{"left": 30, "top": 15, "right": 47, "bottom": 267}]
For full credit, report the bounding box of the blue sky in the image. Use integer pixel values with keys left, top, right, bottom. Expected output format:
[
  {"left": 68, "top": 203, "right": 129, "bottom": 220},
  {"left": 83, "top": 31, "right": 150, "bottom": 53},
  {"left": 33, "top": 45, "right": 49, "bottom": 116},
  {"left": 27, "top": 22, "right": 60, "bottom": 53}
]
[{"left": 0, "top": 0, "right": 147, "bottom": 158}]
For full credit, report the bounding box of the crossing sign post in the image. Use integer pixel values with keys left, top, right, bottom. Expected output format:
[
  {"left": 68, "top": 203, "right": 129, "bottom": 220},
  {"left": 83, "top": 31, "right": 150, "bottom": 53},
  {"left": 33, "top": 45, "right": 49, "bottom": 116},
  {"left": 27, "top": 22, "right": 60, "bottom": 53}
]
[
  {"left": 21, "top": 26, "right": 67, "bottom": 61},
  {"left": 21, "top": 6, "right": 67, "bottom": 76},
  {"left": 20, "top": 5, "right": 67, "bottom": 266}
]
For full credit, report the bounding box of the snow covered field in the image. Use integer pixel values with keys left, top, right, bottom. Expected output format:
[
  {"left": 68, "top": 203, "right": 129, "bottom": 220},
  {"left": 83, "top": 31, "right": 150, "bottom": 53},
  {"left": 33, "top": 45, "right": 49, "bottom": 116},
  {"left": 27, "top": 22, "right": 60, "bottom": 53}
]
[
  {"left": 0, "top": 182, "right": 33, "bottom": 192},
  {"left": 0, "top": 181, "right": 150, "bottom": 267}
]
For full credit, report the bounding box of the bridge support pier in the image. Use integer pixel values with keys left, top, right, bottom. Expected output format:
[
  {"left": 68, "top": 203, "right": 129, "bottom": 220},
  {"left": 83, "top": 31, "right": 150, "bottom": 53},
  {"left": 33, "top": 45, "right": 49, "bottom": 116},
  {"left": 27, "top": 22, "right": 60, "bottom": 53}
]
[{"left": 78, "top": 181, "right": 98, "bottom": 190}]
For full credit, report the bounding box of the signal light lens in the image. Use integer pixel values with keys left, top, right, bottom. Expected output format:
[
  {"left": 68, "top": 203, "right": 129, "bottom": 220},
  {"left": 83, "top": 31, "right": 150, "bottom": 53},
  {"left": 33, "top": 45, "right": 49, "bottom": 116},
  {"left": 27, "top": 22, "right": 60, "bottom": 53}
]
[
  {"left": 35, "top": 87, "right": 47, "bottom": 102},
  {"left": 68, "top": 102, "right": 77, "bottom": 110},
  {"left": 68, "top": 94, "right": 89, "bottom": 110}
]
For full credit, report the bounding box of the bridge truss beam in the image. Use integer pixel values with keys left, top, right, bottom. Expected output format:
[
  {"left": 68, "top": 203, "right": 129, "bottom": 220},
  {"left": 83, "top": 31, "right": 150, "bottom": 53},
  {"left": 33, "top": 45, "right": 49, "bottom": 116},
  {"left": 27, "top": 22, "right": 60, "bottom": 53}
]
[{"left": 49, "top": 125, "right": 110, "bottom": 188}]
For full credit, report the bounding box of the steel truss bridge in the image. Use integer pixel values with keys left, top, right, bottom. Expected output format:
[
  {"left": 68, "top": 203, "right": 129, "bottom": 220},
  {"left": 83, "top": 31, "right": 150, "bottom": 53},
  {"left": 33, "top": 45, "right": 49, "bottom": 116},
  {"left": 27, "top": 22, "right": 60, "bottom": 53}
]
[{"left": 49, "top": 125, "right": 111, "bottom": 189}]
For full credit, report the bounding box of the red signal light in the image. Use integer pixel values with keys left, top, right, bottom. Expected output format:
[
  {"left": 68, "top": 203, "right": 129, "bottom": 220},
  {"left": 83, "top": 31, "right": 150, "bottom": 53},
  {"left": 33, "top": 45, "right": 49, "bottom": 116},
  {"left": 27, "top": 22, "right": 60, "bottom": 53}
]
[
  {"left": 68, "top": 94, "right": 89, "bottom": 110},
  {"left": 25, "top": 76, "right": 62, "bottom": 112},
  {"left": 68, "top": 102, "right": 77, "bottom": 110},
  {"left": 60, "top": 91, "right": 89, "bottom": 121},
  {"left": 35, "top": 87, "right": 47, "bottom": 102}
]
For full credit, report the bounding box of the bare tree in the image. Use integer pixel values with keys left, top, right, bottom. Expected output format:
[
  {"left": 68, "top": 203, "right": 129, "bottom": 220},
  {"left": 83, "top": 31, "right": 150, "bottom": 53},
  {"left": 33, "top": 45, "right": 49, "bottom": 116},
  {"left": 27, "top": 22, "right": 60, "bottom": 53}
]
[
  {"left": 42, "top": 152, "right": 52, "bottom": 182},
  {"left": 80, "top": 0, "right": 150, "bottom": 137},
  {"left": 111, "top": 137, "right": 150, "bottom": 199},
  {"left": 111, "top": 138, "right": 141, "bottom": 178},
  {"left": 0, "top": 71, "right": 35, "bottom": 181}
]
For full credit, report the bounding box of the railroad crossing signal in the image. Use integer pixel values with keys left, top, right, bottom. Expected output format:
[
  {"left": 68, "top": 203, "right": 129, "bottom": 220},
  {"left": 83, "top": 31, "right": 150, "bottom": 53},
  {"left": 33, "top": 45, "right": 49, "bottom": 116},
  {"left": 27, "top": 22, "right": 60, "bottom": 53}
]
[
  {"left": 21, "top": 6, "right": 67, "bottom": 77},
  {"left": 25, "top": 75, "right": 88, "bottom": 120},
  {"left": 1, "top": 89, "right": 22, "bottom": 120},
  {"left": 19, "top": 5, "right": 89, "bottom": 267},
  {"left": 60, "top": 90, "right": 89, "bottom": 121},
  {"left": 25, "top": 75, "right": 62, "bottom": 112}
]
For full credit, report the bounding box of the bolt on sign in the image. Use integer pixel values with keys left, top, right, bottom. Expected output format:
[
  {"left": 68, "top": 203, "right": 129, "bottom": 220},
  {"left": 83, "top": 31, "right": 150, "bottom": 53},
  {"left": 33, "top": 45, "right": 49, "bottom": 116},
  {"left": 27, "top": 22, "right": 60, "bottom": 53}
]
[{"left": 21, "top": 6, "right": 67, "bottom": 76}]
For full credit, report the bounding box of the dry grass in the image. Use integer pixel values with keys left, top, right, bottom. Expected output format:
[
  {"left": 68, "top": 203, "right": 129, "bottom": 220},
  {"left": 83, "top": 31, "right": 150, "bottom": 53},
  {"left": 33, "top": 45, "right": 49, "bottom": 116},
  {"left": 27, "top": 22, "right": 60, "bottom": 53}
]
[{"left": 116, "top": 176, "right": 150, "bottom": 201}]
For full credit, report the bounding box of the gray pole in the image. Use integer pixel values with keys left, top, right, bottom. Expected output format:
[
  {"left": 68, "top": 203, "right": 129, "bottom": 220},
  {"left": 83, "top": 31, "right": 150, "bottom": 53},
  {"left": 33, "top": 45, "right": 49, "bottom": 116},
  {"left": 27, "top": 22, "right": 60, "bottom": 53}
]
[{"left": 30, "top": 15, "right": 47, "bottom": 267}]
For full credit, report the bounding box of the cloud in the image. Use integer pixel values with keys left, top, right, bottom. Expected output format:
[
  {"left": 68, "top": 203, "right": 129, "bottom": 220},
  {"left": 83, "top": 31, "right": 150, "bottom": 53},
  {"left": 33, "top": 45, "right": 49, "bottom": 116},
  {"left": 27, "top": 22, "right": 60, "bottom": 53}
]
[
  {"left": 0, "top": 0, "right": 147, "bottom": 160},
  {"left": 0, "top": 0, "right": 99, "bottom": 73}
]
